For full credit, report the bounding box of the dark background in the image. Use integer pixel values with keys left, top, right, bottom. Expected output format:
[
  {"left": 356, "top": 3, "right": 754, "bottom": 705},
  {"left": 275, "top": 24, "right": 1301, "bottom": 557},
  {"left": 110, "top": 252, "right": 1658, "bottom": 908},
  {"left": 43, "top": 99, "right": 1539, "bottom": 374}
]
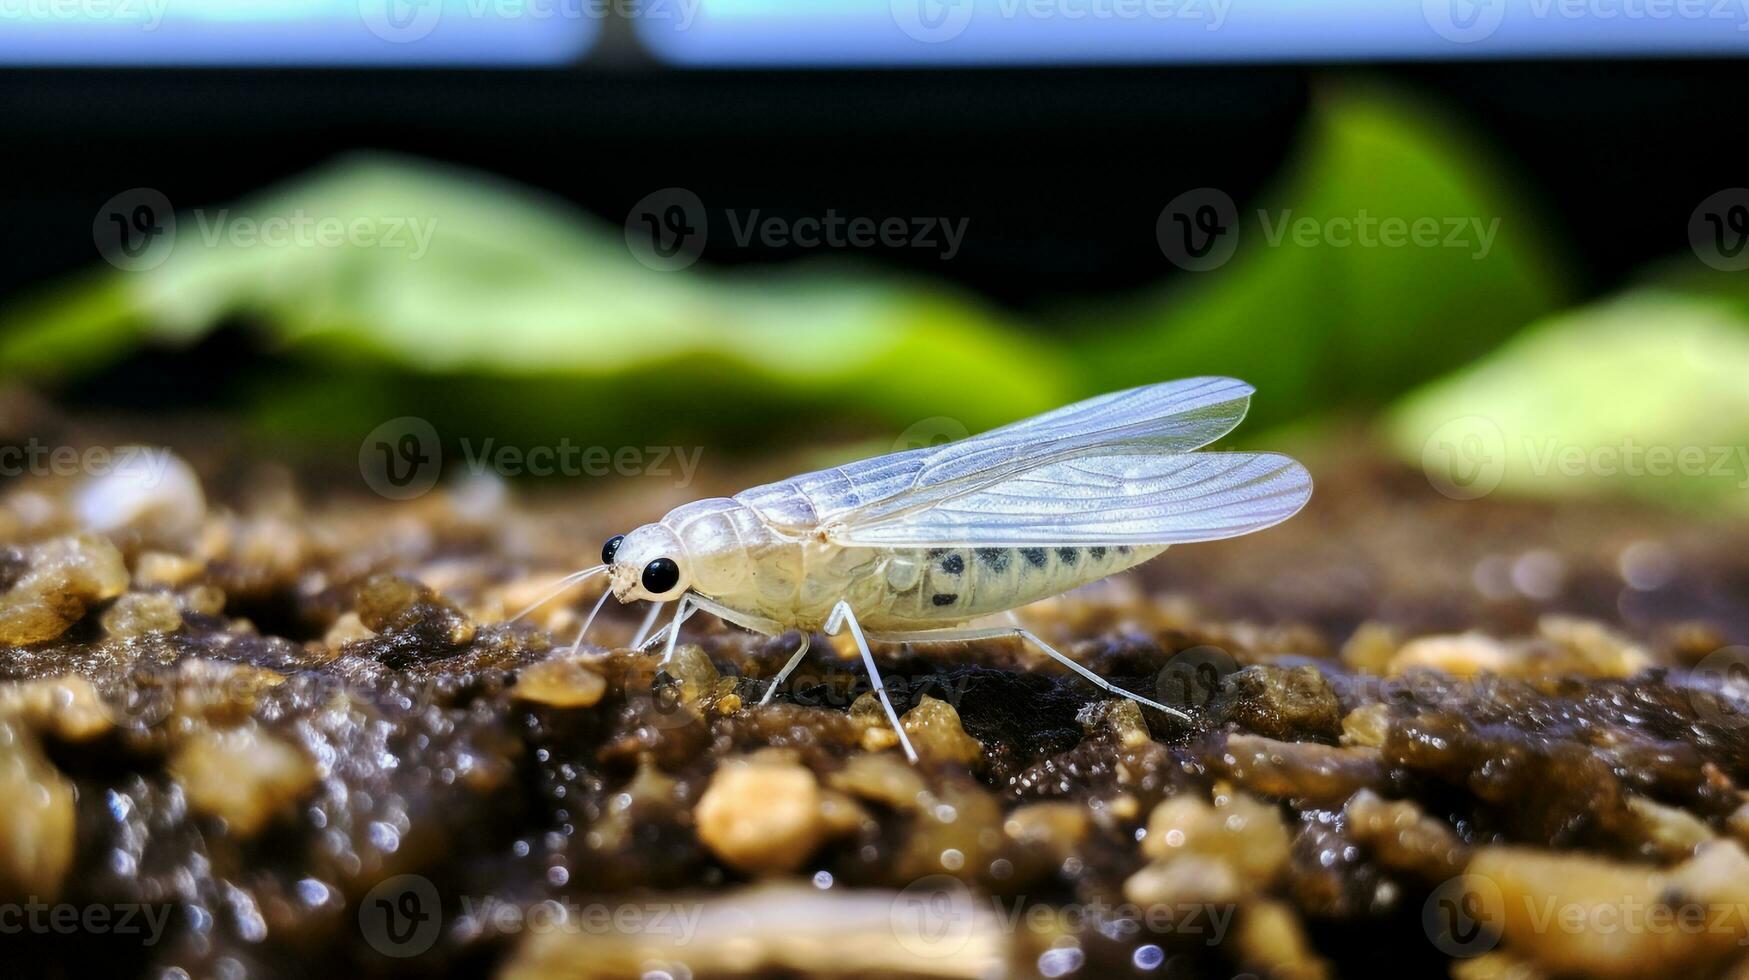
[{"left": 2, "top": 58, "right": 1738, "bottom": 316}]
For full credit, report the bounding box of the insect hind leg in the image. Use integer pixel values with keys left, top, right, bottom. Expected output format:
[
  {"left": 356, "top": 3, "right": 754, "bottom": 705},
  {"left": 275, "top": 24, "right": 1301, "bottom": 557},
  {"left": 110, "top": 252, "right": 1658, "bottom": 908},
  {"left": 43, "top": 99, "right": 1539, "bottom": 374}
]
[
  {"left": 826, "top": 601, "right": 918, "bottom": 764},
  {"left": 868, "top": 624, "right": 1192, "bottom": 724}
]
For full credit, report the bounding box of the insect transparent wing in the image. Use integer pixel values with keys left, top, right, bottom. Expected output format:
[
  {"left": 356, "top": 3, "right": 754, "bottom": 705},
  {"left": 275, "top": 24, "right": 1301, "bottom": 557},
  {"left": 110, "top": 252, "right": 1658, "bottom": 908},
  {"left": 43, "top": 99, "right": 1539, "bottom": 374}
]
[
  {"left": 826, "top": 452, "right": 1312, "bottom": 547},
  {"left": 735, "top": 378, "right": 1255, "bottom": 531}
]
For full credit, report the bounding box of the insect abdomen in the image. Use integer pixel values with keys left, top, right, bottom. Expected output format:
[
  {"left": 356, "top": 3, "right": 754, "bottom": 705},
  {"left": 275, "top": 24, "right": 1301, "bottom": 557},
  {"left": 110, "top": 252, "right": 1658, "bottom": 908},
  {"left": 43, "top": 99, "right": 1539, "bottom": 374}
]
[{"left": 896, "top": 544, "right": 1165, "bottom": 625}]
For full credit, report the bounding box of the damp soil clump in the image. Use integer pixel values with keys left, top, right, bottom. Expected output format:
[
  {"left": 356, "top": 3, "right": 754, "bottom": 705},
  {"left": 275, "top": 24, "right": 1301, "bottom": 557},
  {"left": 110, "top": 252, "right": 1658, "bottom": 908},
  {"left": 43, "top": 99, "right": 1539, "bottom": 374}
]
[{"left": 1, "top": 440, "right": 1748, "bottom": 978}]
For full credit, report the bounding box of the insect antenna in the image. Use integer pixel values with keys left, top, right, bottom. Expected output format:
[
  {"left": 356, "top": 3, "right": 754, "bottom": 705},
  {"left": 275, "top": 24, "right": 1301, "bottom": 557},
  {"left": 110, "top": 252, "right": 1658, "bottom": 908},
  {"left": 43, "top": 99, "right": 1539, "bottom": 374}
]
[{"left": 508, "top": 565, "right": 607, "bottom": 623}]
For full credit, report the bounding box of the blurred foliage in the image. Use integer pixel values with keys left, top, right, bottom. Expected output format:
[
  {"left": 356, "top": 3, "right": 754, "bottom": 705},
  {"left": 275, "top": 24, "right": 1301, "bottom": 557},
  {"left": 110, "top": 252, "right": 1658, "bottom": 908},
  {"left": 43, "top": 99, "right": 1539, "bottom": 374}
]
[
  {"left": 1076, "top": 84, "right": 1574, "bottom": 426},
  {"left": 17, "top": 82, "right": 1745, "bottom": 516},
  {"left": 0, "top": 83, "right": 1574, "bottom": 456},
  {"left": 0, "top": 163, "right": 1067, "bottom": 449},
  {"left": 1390, "top": 291, "right": 1749, "bottom": 514}
]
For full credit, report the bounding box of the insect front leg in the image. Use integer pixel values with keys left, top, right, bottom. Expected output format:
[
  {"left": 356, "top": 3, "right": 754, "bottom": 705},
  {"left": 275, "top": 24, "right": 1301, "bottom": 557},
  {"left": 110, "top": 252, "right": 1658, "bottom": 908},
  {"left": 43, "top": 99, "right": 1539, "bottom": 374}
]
[
  {"left": 868, "top": 624, "right": 1192, "bottom": 724},
  {"left": 643, "top": 591, "right": 788, "bottom": 658},
  {"left": 631, "top": 601, "right": 665, "bottom": 648},
  {"left": 658, "top": 595, "right": 695, "bottom": 663},
  {"left": 567, "top": 589, "right": 614, "bottom": 655},
  {"left": 666, "top": 593, "right": 810, "bottom": 707},
  {"left": 825, "top": 600, "right": 919, "bottom": 764}
]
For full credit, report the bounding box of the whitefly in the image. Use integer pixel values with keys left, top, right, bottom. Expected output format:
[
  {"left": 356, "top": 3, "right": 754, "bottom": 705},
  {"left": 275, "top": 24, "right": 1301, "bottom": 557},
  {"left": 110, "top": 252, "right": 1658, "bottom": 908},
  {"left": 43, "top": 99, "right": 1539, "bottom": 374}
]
[{"left": 517, "top": 377, "right": 1313, "bottom": 763}]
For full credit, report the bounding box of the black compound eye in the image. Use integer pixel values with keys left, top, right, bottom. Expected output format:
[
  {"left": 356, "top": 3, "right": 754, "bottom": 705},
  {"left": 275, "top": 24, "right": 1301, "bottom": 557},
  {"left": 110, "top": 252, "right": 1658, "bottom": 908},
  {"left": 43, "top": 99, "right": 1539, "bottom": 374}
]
[
  {"left": 641, "top": 557, "right": 680, "bottom": 594},
  {"left": 601, "top": 534, "right": 624, "bottom": 565}
]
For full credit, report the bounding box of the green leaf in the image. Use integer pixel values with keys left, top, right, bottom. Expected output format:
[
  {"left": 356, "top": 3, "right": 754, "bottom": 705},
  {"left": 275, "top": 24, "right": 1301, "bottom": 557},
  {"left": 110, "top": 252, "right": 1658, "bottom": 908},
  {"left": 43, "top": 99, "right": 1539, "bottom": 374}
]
[
  {"left": 1388, "top": 291, "right": 1749, "bottom": 513},
  {"left": 1076, "top": 83, "right": 1575, "bottom": 431}
]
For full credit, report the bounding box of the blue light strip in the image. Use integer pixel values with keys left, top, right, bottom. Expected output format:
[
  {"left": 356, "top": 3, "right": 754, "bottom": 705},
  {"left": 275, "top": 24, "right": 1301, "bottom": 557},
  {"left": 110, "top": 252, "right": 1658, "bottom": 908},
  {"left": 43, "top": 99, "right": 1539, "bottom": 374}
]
[
  {"left": 0, "top": 0, "right": 598, "bottom": 65},
  {"left": 636, "top": 0, "right": 1749, "bottom": 65}
]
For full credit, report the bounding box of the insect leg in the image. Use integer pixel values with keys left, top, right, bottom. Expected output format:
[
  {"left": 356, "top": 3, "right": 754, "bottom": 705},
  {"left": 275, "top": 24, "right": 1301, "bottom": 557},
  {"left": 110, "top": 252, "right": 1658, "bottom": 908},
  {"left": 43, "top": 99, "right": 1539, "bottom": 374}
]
[
  {"left": 631, "top": 601, "right": 664, "bottom": 647},
  {"left": 825, "top": 601, "right": 918, "bottom": 764},
  {"left": 683, "top": 592, "right": 788, "bottom": 635},
  {"left": 638, "top": 603, "right": 698, "bottom": 652},
  {"left": 868, "top": 625, "right": 1192, "bottom": 724},
  {"left": 661, "top": 593, "right": 806, "bottom": 706},
  {"left": 659, "top": 595, "right": 695, "bottom": 664},
  {"left": 757, "top": 634, "right": 811, "bottom": 707},
  {"left": 568, "top": 588, "right": 614, "bottom": 655}
]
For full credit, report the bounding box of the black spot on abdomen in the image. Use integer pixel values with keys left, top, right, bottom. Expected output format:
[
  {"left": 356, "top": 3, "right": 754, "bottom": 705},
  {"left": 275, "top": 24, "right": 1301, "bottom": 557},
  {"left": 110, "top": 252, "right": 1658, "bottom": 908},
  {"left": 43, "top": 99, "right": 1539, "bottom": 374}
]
[
  {"left": 1056, "top": 547, "right": 1078, "bottom": 565},
  {"left": 932, "top": 593, "right": 958, "bottom": 607},
  {"left": 1089, "top": 547, "right": 1107, "bottom": 560},
  {"left": 1020, "top": 548, "right": 1047, "bottom": 569},
  {"left": 974, "top": 548, "right": 1011, "bottom": 572},
  {"left": 937, "top": 552, "right": 964, "bottom": 575}
]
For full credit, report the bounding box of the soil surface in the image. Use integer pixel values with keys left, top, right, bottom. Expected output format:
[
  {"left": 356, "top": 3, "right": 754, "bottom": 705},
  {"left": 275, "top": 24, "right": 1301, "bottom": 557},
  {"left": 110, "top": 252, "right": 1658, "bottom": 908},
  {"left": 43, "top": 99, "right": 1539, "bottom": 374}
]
[{"left": 3, "top": 420, "right": 1749, "bottom": 980}]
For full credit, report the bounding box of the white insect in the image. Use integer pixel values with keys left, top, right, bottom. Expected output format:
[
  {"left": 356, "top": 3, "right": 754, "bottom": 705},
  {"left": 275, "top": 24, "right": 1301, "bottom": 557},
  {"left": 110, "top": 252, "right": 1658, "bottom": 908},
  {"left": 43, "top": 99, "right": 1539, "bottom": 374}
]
[{"left": 521, "top": 377, "right": 1311, "bottom": 763}]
